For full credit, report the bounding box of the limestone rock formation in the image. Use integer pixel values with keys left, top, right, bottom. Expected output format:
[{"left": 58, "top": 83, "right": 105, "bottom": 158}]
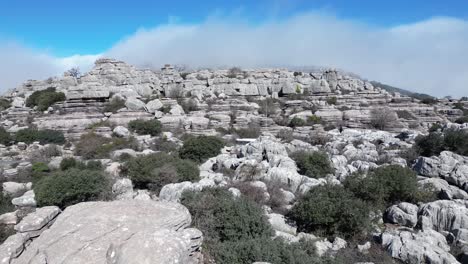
[{"left": 8, "top": 200, "right": 202, "bottom": 264}]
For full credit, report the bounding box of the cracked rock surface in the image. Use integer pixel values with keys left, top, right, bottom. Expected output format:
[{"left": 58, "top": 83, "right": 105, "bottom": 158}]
[{"left": 10, "top": 200, "right": 202, "bottom": 264}]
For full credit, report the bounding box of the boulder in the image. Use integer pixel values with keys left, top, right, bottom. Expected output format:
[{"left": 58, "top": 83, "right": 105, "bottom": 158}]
[
  {"left": 146, "top": 99, "right": 163, "bottom": 113},
  {"left": 112, "top": 178, "right": 134, "bottom": 200},
  {"left": 113, "top": 126, "right": 130, "bottom": 137},
  {"left": 14, "top": 206, "right": 60, "bottom": 233},
  {"left": 125, "top": 98, "right": 146, "bottom": 111},
  {"left": 2, "top": 182, "right": 31, "bottom": 198},
  {"left": 385, "top": 202, "right": 419, "bottom": 228},
  {"left": 419, "top": 200, "right": 468, "bottom": 235},
  {"left": 11, "top": 190, "right": 36, "bottom": 207},
  {"left": 381, "top": 228, "right": 458, "bottom": 264},
  {"left": 10, "top": 200, "right": 202, "bottom": 264}
]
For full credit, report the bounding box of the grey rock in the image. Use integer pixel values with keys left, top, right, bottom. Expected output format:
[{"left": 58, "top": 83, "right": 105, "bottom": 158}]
[
  {"left": 112, "top": 178, "right": 134, "bottom": 200},
  {"left": 385, "top": 202, "right": 419, "bottom": 228},
  {"left": 14, "top": 206, "right": 60, "bottom": 233},
  {"left": 419, "top": 200, "right": 468, "bottom": 235},
  {"left": 125, "top": 98, "right": 146, "bottom": 111},
  {"left": 11, "top": 190, "right": 36, "bottom": 207},
  {"left": 11, "top": 200, "right": 201, "bottom": 264},
  {"left": 146, "top": 99, "right": 163, "bottom": 113},
  {"left": 113, "top": 126, "right": 130, "bottom": 137},
  {"left": 2, "top": 182, "right": 31, "bottom": 198},
  {"left": 381, "top": 228, "right": 458, "bottom": 264},
  {"left": 0, "top": 211, "right": 18, "bottom": 225}
]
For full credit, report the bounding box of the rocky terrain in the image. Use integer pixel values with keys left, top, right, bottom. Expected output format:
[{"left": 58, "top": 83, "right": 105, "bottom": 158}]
[{"left": 1, "top": 59, "right": 468, "bottom": 264}]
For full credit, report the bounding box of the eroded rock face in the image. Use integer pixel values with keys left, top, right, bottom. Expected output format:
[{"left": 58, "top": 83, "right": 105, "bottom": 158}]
[
  {"left": 381, "top": 228, "right": 459, "bottom": 264},
  {"left": 10, "top": 200, "right": 203, "bottom": 264}
]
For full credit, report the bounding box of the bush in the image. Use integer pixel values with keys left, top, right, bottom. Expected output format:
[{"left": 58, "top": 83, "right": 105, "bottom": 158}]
[
  {"left": 344, "top": 165, "right": 432, "bottom": 207},
  {"left": 26, "top": 88, "right": 66, "bottom": 111},
  {"left": 179, "top": 135, "right": 225, "bottom": 163},
  {"left": 421, "top": 97, "right": 438, "bottom": 105},
  {"left": 227, "top": 67, "right": 243, "bottom": 78},
  {"left": 34, "top": 168, "right": 110, "bottom": 208},
  {"left": 326, "top": 96, "right": 337, "bottom": 105},
  {"left": 150, "top": 137, "right": 179, "bottom": 152},
  {"left": 0, "top": 194, "right": 14, "bottom": 215},
  {"left": 103, "top": 97, "right": 126, "bottom": 113},
  {"left": 14, "top": 128, "right": 65, "bottom": 145},
  {"left": 29, "top": 144, "right": 62, "bottom": 163},
  {"left": 289, "top": 117, "right": 307, "bottom": 128},
  {"left": 75, "top": 133, "right": 138, "bottom": 159},
  {"left": 124, "top": 152, "right": 199, "bottom": 191},
  {"left": 277, "top": 129, "right": 294, "bottom": 142},
  {"left": 0, "top": 126, "right": 12, "bottom": 145},
  {"left": 0, "top": 98, "right": 11, "bottom": 110},
  {"left": 179, "top": 98, "right": 199, "bottom": 113},
  {"left": 179, "top": 188, "right": 322, "bottom": 264},
  {"left": 233, "top": 123, "right": 261, "bottom": 138},
  {"left": 258, "top": 98, "right": 279, "bottom": 117},
  {"left": 414, "top": 129, "right": 468, "bottom": 157},
  {"left": 370, "top": 107, "right": 397, "bottom": 130},
  {"left": 31, "top": 162, "right": 50, "bottom": 182},
  {"left": 288, "top": 184, "right": 370, "bottom": 238},
  {"left": 128, "top": 119, "right": 162, "bottom": 136},
  {"left": 291, "top": 151, "right": 333, "bottom": 178},
  {"left": 455, "top": 116, "right": 468, "bottom": 124}
]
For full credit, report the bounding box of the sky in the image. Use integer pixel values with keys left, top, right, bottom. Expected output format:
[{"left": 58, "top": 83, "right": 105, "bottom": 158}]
[{"left": 1, "top": 0, "right": 468, "bottom": 97}]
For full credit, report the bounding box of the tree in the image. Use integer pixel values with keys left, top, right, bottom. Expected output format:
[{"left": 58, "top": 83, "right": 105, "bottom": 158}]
[
  {"left": 67, "top": 67, "right": 81, "bottom": 78},
  {"left": 370, "top": 107, "right": 397, "bottom": 130},
  {"left": 288, "top": 184, "right": 370, "bottom": 237}
]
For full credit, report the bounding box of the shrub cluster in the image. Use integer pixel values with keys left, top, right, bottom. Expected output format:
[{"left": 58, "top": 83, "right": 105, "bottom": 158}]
[
  {"left": 14, "top": 128, "right": 66, "bottom": 145},
  {"left": 181, "top": 188, "right": 322, "bottom": 264},
  {"left": 289, "top": 116, "right": 322, "bottom": 128},
  {"left": 344, "top": 165, "right": 435, "bottom": 207},
  {"left": 124, "top": 152, "right": 199, "bottom": 191},
  {"left": 291, "top": 151, "right": 333, "bottom": 178},
  {"left": 75, "top": 132, "right": 138, "bottom": 159},
  {"left": 0, "top": 126, "right": 12, "bottom": 145},
  {"left": 257, "top": 98, "right": 279, "bottom": 117},
  {"left": 232, "top": 122, "right": 262, "bottom": 138},
  {"left": 103, "top": 97, "right": 126, "bottom": 113},
  {"left": 0, "top": 98, "right": 11, "bottom": 111},
  {"left": 179, "top": 135, "right": 225, "bottom": 163},
  {"left": 60, "top": 157, "right": 102, "bottom": 171},
  {"left": 34, "top": 168, "right": 110, "bottom": 208},
  {"left": 128, "top": 119, "right": 162, "bottom": 136},
  {"left": 414, "top": 129, "right": 468, "bottom": 157},
  {"left": 26, "top": 88, "right": 66, "bottom": 111},
  {"left": 289, "top": 184, "right": 370, "bottom": 238},
  {"left": 290, "top": 165, "right": 434, "bottom": 238}
]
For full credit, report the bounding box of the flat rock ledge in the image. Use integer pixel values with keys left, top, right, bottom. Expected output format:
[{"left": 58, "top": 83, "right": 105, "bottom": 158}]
[{"left": 7, "top": 200, "right": 202, "bottom": 264}]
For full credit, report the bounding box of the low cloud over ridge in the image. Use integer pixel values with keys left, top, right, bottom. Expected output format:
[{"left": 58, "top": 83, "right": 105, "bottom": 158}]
[{"left": 1, "top": 11, "right": 468, "bottom": 97}]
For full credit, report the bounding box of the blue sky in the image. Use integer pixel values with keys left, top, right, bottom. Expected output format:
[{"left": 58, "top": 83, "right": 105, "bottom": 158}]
[
  {"left": 1, "top": 0, "right": 467, "bottom": 56},
  {"left": 1, "top": 0, "right": 468, "bottom": 97}
]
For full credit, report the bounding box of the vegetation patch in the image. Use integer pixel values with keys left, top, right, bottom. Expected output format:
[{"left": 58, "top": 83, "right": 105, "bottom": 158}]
[
  {"left": 128, "top": 119, "right": 162, "bottom": 136},
  {"left": 123, "top": 152, "right": 199, "bottom": 192},
  {"left": 179, "top": 135, "right": 225, "bottom": 163},
  {"left": 26, "top": 88, "right": 66, "bottom": 111},
  {"left": 291, "top": 151, "right": 333, "bottom": 178},
  {"left": 14, "top": 128, "right": 65, "bottom": 145},
  {"left": 34, "top": 168, "right": 110, "bottom": 208}
]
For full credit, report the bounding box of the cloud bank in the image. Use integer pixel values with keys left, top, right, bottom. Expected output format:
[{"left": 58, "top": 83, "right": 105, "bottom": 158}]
[{"left": 1, "top": 11, "right": 468, "bottom": 97}]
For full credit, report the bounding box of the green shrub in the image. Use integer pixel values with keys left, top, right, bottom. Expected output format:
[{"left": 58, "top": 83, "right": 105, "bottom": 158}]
[
  {"left": 344, "top": 165, "right": 433, "bottom": 207},
  {"left": 421, "top": 97, "right": 438, "bottom": 105},
  {"left": 14, "top": 128, "right": 65, "bottom": 145},
  {"left": 0, "top": 126, "right": 12, "bottom": 146},
  {"left": 60, "top": 157, "right": 103, "bottom": 171},
  {"left": 31, "top": 162, "right": 50, "bottom": 182},
  {"left": 428, "top": 123, "right": 443, "bottom": 132},
  {"left": 0, "top": 194, "right": 14, "bottom": 215},
  {"left": 233, "top": 123, "right": 261, "bottom": 138},
  {"left": 75, "top": 133, "right": 138, "bottom": 159},
  {"left": 60, "top": 157, "right": 78, "bottom": 170},
  {"left": 26, "top": 88, "right": 66, "bottom": 111},
  {"left": 103, "top": 97, "right": 126, "bottom": 113},
  {"left": 0, "top": 225, "right": 15, "bottom": 244},
  {"left": 0, "top": 98, "right": 11, "bottom": 110},
  {"left": 124, "top": 152, "right": 199, "bottom": 191},
  {"left": 179, "top": 188, "right": 321, "bottom": 264},
  {"left": 414, "top": 129, "right": 468, "bottom": 157},
  {"left": 288, "top": 184, "right": 370, "bottom": 238},
  {"left": 326, "top": 96, "right": 337, "bottom": 105},
  {"left": 34, "top": 168, "right": 110, "bottom": 208},
  {"left": 128, "top": 119, "right": 162, "bottom": 136},
  {"left": 179, "top": 98, "right": 198, "bottom": 113},
  {"left": 150, "top": 137, "right": 179, "bottom": 152},
  {"left": 291, "top": 151, "right": 333, "bottom": 178},
  {"left": 289, "top": 117, "right": 307, "bottom": 128},
  {"left": 179, "top": 135, "right": 225, "bottom": 163},
  {"left": 455, "top": 116, "right": 468, "bottom": 124}
]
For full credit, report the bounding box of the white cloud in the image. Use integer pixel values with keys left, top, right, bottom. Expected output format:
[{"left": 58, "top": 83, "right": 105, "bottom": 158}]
[
  {"left": 1, "top": 11, "right": 468, "bottom": 98},
  {"left": 0, "top": 41, "right": 99, "bottom": 93},
  {"left": 106, "top": 12, "right": 468, "bottom": 98}
]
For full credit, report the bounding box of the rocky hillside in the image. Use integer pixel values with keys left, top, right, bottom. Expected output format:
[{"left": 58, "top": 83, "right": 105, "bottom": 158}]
[{"left": 1, "top": 59, "right": 468, "bottom": 264}]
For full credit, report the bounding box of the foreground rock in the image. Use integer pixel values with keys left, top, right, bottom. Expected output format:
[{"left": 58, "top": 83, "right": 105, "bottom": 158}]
[
  {"left": 381, "top": 227, "right": 459, "bottom": 264},
  {"left": 9, "top": 200, "right": 203, "bottom": 264}
]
